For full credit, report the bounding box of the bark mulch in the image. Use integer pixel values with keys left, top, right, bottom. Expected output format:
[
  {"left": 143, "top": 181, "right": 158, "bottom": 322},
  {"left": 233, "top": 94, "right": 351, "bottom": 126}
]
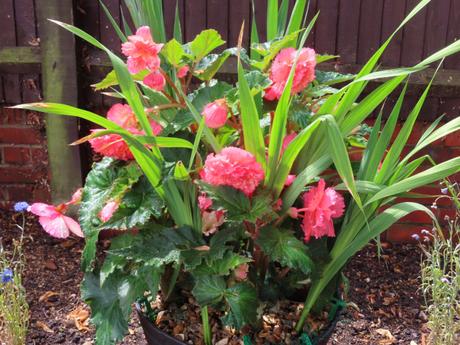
[{"left": 0, "top": 209, "right": 429, "bottom": 344}]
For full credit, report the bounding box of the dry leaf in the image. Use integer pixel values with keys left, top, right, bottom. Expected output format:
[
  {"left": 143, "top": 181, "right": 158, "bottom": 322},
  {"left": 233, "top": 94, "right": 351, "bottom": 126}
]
[
  {"left": 67, "top": 306, "right": 90, "bottom": 332},
  {"left": 36, "top": 321, "right": 54, "bottom": 333},
  {"left": 38, "top": 291, "right": 59, "bottom": 303},
  {"left": 376, "top": 328, "right": 396, "bottom": 345}
]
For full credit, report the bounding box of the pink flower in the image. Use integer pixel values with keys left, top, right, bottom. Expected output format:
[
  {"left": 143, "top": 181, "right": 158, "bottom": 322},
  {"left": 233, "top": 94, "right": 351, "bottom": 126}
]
[
  {"left": 177, "top": 65, "right": 189, "bottom": 78},
  {"left": 282, "top": 133, "right": 297, "bottom": 153},
  {"left": 274, "top": 198, "right": 283, "bottom": 211},
  {"left": 107, "top": 104, "right": 138, "bottom": 128},
  {"left": 202, "top": 210, "right": 225, "bottom": 236},
  {"left": 89, "top": 127, "right": 143, "bottom": 161},
  {"left": 99, "top": 200, "right": 120, "bottom": 222},
  {"left": 200, "top": 147, "right": 265, "bottom": 196},
  {"left": 285, "top": 174, "right": 296, "bottom": 186},
  {"left": 149, "top": 119, "right": 163, "bottom": 136},
  {"left": 234, "top": 263, "right": 249, "bottom": 281},
  {"left": 264, "top": 47, "right": 316, "bottom": 101},
  {"left": 143, "top": 71, "right": 166, "bottom": 91},
  {"left": 67, "top": 188, "right": 83, "bottom": 206},
  {"left": 202, "top": 99, "right": 228, "bottom": 129},
  {"left": 198, "top": 194, "right": 213, "bottom": 211},
  {"left": 294, "top": 179, "right": 345, "bottom": 242},
  {"left": 29, "top": 203, "right": 83, "bottom": 239},
  {"left": 121, "top": 26, "right": 163, "bottom": 74}
]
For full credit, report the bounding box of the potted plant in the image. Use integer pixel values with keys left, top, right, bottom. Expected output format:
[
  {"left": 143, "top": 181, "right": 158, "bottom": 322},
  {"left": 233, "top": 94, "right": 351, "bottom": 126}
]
[{"left": 19, "top": 0, "right": 460, "bottom": 344}]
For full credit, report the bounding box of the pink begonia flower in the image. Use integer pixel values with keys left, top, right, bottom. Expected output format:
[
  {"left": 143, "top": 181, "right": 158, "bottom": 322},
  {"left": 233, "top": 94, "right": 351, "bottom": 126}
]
[
  {"left": 198, "top": 194, "right": 213, "bottom": 211},
  {"left": 285, "top": 174, "right": 296, "bottom": 186},
  {"left": 291, "top": 179, "right": 345, "bottom": 242},
  {"left": 234, "top": 263, "right": 249, "bottom": 281},
  {"left": 99, "top": 200, "right": 120, "bottom": 222},
  {"left": 282, "top": 133, "right": 297, "bottom": 153},
  {"left": 107, "top": 104, "right": 138, "bottom": 128},
  {"left": 67, "top": 188, "right": 83, "bottom": 205},
  {"left": 274, "top": 198, "right": 283, "bottom": 211},
  {"left": 89, "top": 127, "right": 143, "bottom": 161},
  {"left": 200, "top": 147, "right": 265, "bottom": 196},
  {"left": 202, "top": 210, "right": 225, "bottom": 236},
  {"left": 29, "top": 203, "right": 83, "bottom": 239},
  {"left": 143, "top": 71, "right": 166, "bottom": 91},
  {"left": 264, "top": 47, "right": 316, "bottom": 101},
  {"left": 202, "top": 99, "right": 229, "bottom": 129},
  {"left": 177, "top": 65, "right": 190, "bottom": 78},
  {"left": 89, "top": 104, "right": 162, "bottom": 161},
  {"left": 121, "top": 26, "right": 163, "bottom": 74}
]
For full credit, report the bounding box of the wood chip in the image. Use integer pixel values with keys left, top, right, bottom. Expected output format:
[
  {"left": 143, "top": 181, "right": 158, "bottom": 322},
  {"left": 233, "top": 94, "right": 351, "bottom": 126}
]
[{"left": 36, "top": 321, "right": 54, "bottom": 333}]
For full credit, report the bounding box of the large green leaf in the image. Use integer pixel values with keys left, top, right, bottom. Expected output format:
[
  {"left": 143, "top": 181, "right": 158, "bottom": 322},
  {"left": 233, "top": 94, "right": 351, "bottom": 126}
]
[
  {"left": 256, "top": 226, "right": 313, "bottom": 275},
  {"left": 223, "top": 283, "right": 258, "bottom": 328},
  {"left": 161, "top": 38, "right": 188, "bottom": 67},
  {"left": 189, "top": 29, "right": 225, "bottom": 62},
  {"left": 192, "top": 275, "right": 227, "bottom": 305}
]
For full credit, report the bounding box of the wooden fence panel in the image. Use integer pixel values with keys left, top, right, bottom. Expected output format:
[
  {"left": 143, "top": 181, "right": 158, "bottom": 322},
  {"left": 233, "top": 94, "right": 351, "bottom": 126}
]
[
  {"left": 207, "top": 0, "right": 229, "bottom": 50},
  {"left": 380, "top": 0, "right": 406, "bottom": 67},
  {"left": 400, "top": 0, "right": 427, "bottom": 66},
  {"left": 336, "top": 0, "right": 360, "bottom": 64},
  {"left": 445, "top": 0, "right": 460, "bottom": 70},
  {"left": 185, "top": 0, "right": 206, "bottom": 42},
  {"left": 357, "top": 0, "right": 384, "bottom": 64},
  {"left": 314, "top": 0, "right": 339, "bottom": 55}
]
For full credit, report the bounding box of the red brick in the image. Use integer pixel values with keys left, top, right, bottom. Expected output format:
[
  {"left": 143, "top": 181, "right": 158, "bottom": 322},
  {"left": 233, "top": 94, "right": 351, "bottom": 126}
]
[
  {"left": 445, "top": 131, "right": 460, "bottom": 147},
  {"left": 1, "top": 108, "right": 24, "bottom": 125},
  {"left": 30, "top": 147, "right": 48, "bottom": 165},
  {"left": 0, "top": 167, "right": 44, "bottom": 183},
  {"left": 0, "top": 127, "right": 43, "bottom": 145},
  {"left": 3, "top": 147, "right": 31, "bottom": 165},
  {"left": 385, "top": 224, "right": 427, "bottom": 243}
]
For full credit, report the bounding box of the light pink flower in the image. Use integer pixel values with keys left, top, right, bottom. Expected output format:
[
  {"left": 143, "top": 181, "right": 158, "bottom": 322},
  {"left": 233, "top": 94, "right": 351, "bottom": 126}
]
[
  {"left": 67, "top": 188, "right": 83, "bottom": 206},
  {"left": 234, "top": 263, "right": 249, "bottom": 281},
  {"left": 202, "top": 99, "right": 228, "bottom": 129},
  {"left": 99, "top": 200, "right": 120, "bottom": 222},
  {"left": 264, "top": 47, "right": 316, "bottom": 101},
  {"left": 143, "top": 71, "right": 166, "bottom": 91},
  {"left": 89, "top": 127, "right": 143, "bottom": 161},
  {"left": 121, "top": 26, "right": 163, "bottom": 74},
  {"left": 285, "top": 174, "right": 296, "bottom": 186},
  {"left": 29, "top": 203, "right": 83, "bottom": 239},
  {"left": 200, "top": 147, "right": 265, "bottom": 196},
  {"left": 107, "top": 104, "right": 138, "bottom": 128},
  {"left": 202, "top": 210, "right": 225, "bottom": 236},
  {"left": 177, "top": 65, "right": 189, "bottom": 78},
  {"left": 294, "top": 179, "right": 345, "bottom": 242},
  {"left": 282, "top": 133, "right": 297, "bottom": 153},
  {"left": 198, "top": 194, "right": 213, "bottom": 211}
]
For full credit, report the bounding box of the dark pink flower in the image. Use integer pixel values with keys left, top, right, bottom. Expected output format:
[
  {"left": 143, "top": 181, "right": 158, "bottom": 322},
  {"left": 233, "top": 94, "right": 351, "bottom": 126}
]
[
  {"left": 264, "top": 47, "right": 316, "bottom": 101},
  {"left": 177, "top": 65, "right": 189, "bottom": 79},
  {"left": 143, "top": 71, "right": 166, "bottom": 91},
  {"left": 121, "top": 26, "right": 163, "bottom": 74},
  {"left": 198, "top": 194, "right": 213, "bottom": 211},
  {"left": 29, "top": 203, "right": 83, "bottom": 239},
  {"left": 99, "top": 200, "right": 120, "bottom": 222},
  {"left": 282, "top": 133, "right": 297, "bottom": 153},
  {"left": 292, "top": 179, "right": 345, "bottom": 242},
  {"left": 202, "top": 99, "right": 228, "bottom": 129},
  {"left": 201, "top": 147, "right": 265, "bottom": 196},
  {"left": 107, "top": 104, "right": 138, "bottom": 128},
  {"left": 285, "top": 174, "right": 296, "bottom": 186},
  {"left": 89, "top": 127, "right": 143, "bottom": 161}
]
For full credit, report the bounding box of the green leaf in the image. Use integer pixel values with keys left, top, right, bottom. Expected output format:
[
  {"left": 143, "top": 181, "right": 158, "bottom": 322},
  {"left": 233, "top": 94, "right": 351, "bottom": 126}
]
[
  {"left": 79, "top": 158, "right": 143, "bottom": 270},
  {"left": 194, "top": 251, "right": 251, "bottom": 276},
  {"left": 256, "top": 227, "right": 313, "bottom": 275},
  {"left": 237, "top": 61, "right": 266, "bottom": 168},
  {"left": 190, "top": 29, "right": 225, "bottom": 61},
  {"left": 267, "top": 0, "right": 279, "bottom": 41},
  {"left": 223, "top": 283, "right": 258, "bottom": 328},
  {"left": 194, "top": 49, "right": 233, "bottom": 81},
  {"left": 99, "top": 0, "right": 127, "bottom": 42},
  {"left": 315, "top": 70, "right": 355, "bottom": 86},
  {"left": 285, "top": 0, "right": 307, "bottom": 35},
  {"left": 161, "top": 38, "right": 187, "bottom": 67},
  {"left": 193, "top": 275, "right": 227, "bottom": 305},
  {"left": 173, "top": 1, "right": 183, "bottom": 42},
  {"left": 99, "top": 177, "right": 164, "bottom": 230}
]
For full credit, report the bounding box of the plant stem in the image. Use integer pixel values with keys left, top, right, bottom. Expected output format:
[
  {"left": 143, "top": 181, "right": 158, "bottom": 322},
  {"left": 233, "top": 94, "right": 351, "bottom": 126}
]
[{"left": 201, "top": 306, "right": 212, "bottom": 345}]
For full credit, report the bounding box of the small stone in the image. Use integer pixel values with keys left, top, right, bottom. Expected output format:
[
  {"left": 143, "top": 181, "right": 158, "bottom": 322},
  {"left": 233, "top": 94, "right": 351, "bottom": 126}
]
[
  {"left": 44, "top": 259, "right": 58, "bottom": 271},
  {"left": 176, "top": 334, "right": 185, "bottom": 341},
  {"left": 418, "top": 311, "right": 428, "bottom": 322}
]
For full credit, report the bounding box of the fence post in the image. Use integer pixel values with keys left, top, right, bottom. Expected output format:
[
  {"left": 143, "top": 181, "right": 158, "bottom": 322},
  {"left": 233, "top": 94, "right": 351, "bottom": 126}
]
[{"left": 37, "top": 0, "right": 82, "bottom": 203}]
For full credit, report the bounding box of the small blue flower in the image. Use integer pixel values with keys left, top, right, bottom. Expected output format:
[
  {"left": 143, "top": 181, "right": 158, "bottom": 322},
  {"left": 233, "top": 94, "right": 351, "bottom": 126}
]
[
  {"left": 0, "top": 268, "right": 13, "bottom": 284},
  {"left": 13, "top": 201, "right": 30, "bottom": 212},
  {"left": 441, "top": 187, "right": 448, "bottom": 195}
]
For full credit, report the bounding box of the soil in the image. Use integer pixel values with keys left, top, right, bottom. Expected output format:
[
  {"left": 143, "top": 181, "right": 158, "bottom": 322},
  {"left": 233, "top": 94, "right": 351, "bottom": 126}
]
[{"left": 0, "top": 209, "right": 429, "bottom": 345}]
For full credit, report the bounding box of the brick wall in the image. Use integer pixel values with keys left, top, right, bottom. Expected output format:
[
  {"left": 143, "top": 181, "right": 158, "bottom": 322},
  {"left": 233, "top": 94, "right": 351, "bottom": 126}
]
[{"left": 0, "top": 106, "right": 50, "bottom": 208}]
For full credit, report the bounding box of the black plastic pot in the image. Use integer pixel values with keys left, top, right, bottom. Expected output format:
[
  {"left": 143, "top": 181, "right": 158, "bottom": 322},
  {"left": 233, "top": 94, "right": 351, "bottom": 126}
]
[{"left": 136, "top": 302, "right": 343, "bottom": 345}]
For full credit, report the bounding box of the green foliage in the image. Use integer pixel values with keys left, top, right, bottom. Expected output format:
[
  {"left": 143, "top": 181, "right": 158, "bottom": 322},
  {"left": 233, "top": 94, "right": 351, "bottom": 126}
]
[
  {"left": 256, "top": 227, "right": 313, "bottom": 275},
  {"left": 189, "top": 29, "right": 225, "bottom": 62}
]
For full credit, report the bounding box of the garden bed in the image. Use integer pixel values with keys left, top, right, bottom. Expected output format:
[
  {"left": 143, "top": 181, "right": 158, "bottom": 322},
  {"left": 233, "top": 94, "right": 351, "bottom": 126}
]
[{"left": 0, "top": 209, "right": 428, "bottom": 344}]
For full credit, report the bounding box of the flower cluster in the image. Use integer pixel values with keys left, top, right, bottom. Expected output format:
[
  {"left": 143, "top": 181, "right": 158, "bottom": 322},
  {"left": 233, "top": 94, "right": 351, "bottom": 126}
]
[
  {"left": 0, "top": 268, "right": 13, "bottom": 284},
  {"left": 122, "top": 26, "right": 165, "bottom": 91}
]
